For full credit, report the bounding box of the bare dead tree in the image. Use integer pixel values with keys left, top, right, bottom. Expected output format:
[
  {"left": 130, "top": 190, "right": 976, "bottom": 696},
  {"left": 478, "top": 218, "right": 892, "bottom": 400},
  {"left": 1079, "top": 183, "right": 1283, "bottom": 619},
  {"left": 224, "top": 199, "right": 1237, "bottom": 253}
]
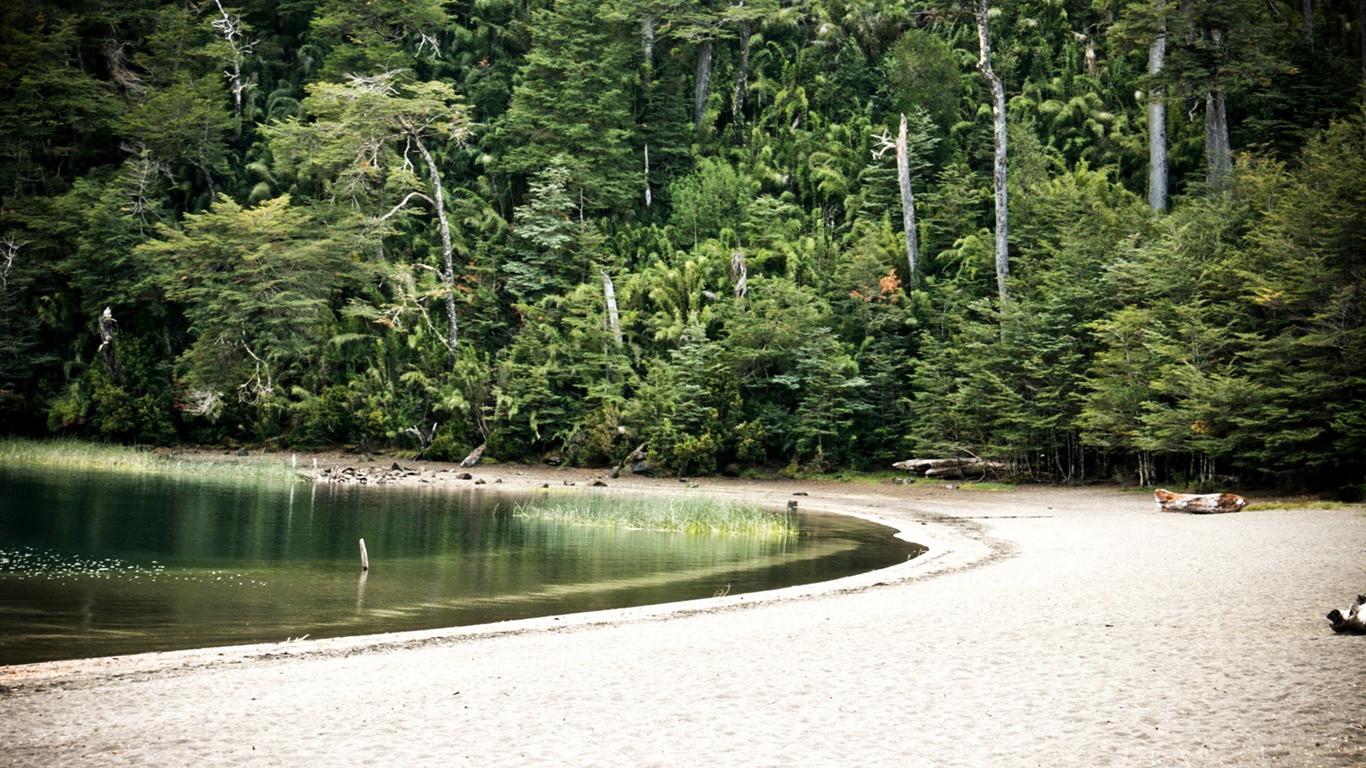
[
  {"left": 873, "top": 114, "right": 919, "bottom": 286},
  {"left": 695, "top": 38, "right": 713, "bottom": 128},
  {"left": 731, "top": 250, "right": 748, "bottom": 298},
  {"left": 1148, "top": 0, "right": 1169, "bottom": 211},
  {"left": 210, "top": 0, "right": 256, "bottom": 128},
  {"left": 644, "top": 143, "right": 652, "bottom": 208},
  {"left": 237, "top": 339, "right": 274, "bottom": 406},
  {"left": 0, "top": 236, "right": 20, "bottom": 292},
  {"left": 602, "top": 271, "right": 623, "bottom": 347},
  {"left": 731, "top": 2, "right": 750, "bottom": 143},
  {"left": 102, "top": 38, "right": 146, "bottom": 94},
  {"left": 973, "top": 0, "right": 1010, "bottom": 305},
  {"left": 641, "top": 15, "right": 656, "bottom": 67},
  {"left": 97, "top": 307, "right": 123, "bottom": 385}
]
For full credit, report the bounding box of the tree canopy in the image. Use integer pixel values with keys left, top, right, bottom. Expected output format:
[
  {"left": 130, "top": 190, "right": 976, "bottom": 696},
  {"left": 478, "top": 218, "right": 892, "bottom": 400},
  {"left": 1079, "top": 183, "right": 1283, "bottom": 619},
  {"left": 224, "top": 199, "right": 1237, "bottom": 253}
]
[{"left": 1, "top": 0, "right": 1363, "bottom": 496}]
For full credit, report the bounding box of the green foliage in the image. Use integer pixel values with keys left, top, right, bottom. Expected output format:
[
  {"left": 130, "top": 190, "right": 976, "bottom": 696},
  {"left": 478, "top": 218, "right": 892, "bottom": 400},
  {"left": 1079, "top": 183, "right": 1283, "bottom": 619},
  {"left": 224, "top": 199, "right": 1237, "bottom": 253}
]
[
  {"left": 141, "top": 194, "right": 360, "bottom": 428},
  {"left": 507, "top": 160, "right": 579, "bottom": 302},
  {"left": 0, "top": 0, "right": 1361, "bottom": 494},
  {"left": 883, "top": 28, "right": 963, "bottom": 137},
  {"left": 307, "top": 0, "right": 451, "bottom": 82},
  {"left": 494, "top": 0, "right": 638, "bottom": 214}
]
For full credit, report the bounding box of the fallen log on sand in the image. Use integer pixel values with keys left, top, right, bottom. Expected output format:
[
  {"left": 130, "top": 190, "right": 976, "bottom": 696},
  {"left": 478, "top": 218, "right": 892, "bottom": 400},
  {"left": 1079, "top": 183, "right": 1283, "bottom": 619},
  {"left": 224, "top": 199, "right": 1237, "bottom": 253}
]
[
  {"left": 460, "top": 443, "right": 486, "bottom": 468},
  {"left": 893, "top": 457, "right": 1008, "bottom": 480},
  {"left": 1154, "top": 488, "right": 1247, "bottom": 514},
  {"left": 1327, "top": 595, "right": 1366, "bottom": 634}
]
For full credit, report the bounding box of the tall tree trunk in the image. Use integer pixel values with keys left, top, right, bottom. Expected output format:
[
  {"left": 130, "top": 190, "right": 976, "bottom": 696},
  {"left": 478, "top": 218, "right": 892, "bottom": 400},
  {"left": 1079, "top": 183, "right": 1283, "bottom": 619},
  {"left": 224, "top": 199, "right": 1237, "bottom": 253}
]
[
  {"left": 641, "top": 15, "right": 655, "bottom": 68},
  {"left": 731, "top": 249, "right": 748, "bottom": 298},
  {"left": 1148, "top": 0, "right": 1168, "bottom": 211},
  {"left": 98, "top": 307, "right": 122, "bottom": 385},
  {"left": 602, "top": 271, "right": 623, "bottom": 347},
  {"left": 1200, "top": 20, "right": 1233, "bottom": 192},
  {"left": 895, "top": 114, "right": 919, "bottom": 285},
  {"left": 1302, "top": 0, "right": 1314, "bottom": 48},
  {"left": 1360, "top": 0, "right": 1365, "bottom": 104},
  {"left": 695, "top": 39, "right": 713, "bottom": 129},
  {"left": 412, "top": 135, "right": 459, "bottom": 366},
  {"left": 1204, "top": 77, "right": 1232, "bottom": 190},
  {"left": 211, "top": 0, "right": 252, "bottom": 133},
  {"left": 643, "top": 143, "right": 652, "bottom": 208},
  {"left": 732, "top": 7, "right": 750, "bottom": 143},
  {"left": 975, "top": 0, "right": 1010, "bottom": 306}
]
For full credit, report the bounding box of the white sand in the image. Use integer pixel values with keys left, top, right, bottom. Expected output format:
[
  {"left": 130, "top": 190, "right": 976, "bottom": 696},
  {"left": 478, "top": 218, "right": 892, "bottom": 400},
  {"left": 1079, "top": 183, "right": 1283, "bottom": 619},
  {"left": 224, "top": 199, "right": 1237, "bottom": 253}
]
[{"left": 2, "top": 469, "right": 1364, "bottom": 766}]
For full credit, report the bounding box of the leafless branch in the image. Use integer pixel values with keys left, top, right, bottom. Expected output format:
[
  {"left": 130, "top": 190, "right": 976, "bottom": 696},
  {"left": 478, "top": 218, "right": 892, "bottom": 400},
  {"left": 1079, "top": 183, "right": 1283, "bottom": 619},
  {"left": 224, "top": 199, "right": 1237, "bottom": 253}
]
[
  {"left": 377, "top": 191, "right": 435, "bottom": 222},
  {"left": 0, "top": 235, "right": 21, "bottom": 291}
]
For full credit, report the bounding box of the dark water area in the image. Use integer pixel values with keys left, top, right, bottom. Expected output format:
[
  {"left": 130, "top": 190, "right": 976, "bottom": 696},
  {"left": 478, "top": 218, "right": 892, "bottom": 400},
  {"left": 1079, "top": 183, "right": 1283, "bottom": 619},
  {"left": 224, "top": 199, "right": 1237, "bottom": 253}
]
[{"left": 0, "top": 466, "right": 922, "bottom": 665}]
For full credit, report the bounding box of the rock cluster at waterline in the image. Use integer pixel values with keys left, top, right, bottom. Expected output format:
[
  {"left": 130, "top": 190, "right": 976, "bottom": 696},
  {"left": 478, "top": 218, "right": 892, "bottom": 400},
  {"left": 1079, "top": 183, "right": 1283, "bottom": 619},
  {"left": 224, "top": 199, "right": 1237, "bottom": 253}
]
[{"left": 315, "top": 463, "right": 486, "bottom": 486}]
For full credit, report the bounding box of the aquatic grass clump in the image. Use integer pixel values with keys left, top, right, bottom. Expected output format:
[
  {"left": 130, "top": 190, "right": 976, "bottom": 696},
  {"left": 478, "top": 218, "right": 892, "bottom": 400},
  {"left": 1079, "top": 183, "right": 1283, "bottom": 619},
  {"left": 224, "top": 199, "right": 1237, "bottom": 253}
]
[
  {"left": 0, "top": 438, "right": 307, "bottom": 484},
  {"left": 512, "top": 493, "right": 798, "bottom": 537}
]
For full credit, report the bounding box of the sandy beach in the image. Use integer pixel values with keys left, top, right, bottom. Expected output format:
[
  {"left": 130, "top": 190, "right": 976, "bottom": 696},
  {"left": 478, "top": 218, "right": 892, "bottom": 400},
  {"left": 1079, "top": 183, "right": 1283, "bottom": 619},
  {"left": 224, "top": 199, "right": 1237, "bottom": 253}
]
[{"left": 2, "top": 462, "right": 1363, "bottom": 766}]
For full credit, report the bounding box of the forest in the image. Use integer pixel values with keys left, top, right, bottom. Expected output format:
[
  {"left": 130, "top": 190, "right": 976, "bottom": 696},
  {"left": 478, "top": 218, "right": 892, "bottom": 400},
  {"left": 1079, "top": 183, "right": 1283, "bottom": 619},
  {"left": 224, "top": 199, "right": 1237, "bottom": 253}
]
[{"left": 0, "top": 0, "right": 1362, "bottom": 494}]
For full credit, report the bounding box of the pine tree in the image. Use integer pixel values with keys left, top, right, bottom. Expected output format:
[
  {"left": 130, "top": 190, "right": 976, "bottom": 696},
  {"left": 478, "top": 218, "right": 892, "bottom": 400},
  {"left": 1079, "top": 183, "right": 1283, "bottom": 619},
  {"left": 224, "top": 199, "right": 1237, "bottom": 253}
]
[{"left": 495, "top": 0, "right": 638, "bottom": 216}]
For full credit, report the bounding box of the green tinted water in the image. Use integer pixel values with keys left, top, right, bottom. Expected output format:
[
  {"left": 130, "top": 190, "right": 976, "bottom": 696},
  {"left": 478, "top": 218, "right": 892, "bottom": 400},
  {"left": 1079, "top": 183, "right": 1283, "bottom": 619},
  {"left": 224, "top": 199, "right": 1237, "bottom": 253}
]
[{"left": 0, "top": 466, "right": 921, "bottom": 665}]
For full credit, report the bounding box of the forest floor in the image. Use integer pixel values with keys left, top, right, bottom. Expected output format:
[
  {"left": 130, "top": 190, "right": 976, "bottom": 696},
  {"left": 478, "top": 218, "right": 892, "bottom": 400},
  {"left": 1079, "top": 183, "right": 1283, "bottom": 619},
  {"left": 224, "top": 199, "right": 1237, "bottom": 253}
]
[{"left": 2, "top": 453, "right": 1364, "bottom": 766}]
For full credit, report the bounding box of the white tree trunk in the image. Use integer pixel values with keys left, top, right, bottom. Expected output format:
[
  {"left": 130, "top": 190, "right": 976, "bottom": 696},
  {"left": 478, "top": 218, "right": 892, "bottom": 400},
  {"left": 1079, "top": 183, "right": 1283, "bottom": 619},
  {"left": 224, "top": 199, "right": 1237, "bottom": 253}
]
[
  {"left": 98, "top": 307, "right": 123, "bottom": 385},
  {"left": 895, "top": 114, "right": 919, "bottom": 285},
  {"left": 732, "top": 8, "right": 750, "bottom": 142},
  {"left": 641, "top": 15, "right": 655, "bottom": 68},
  {"left": 1148, "top": 0, "right": 1168, "bottom": 211},
  {"left": 643, "top": 143, "right": 652, "bottom": 208},
  {"left": 975, "top": 0, "right": 1010, "bottom": 306},
  {"left": 211, "top": 0, "right": 253, "bottom": 130},
  {"left": 411, "top": 136, "right": 459, "bottom": 365},
  {"left": 1204, "top": 79, "right": 1232, "bottom": 191},
  {"left": 602, "top": 270, "right": 623, "bottom": 347},
  {"left": 695, "top": 39, "right": 713, "bottom": 129}
]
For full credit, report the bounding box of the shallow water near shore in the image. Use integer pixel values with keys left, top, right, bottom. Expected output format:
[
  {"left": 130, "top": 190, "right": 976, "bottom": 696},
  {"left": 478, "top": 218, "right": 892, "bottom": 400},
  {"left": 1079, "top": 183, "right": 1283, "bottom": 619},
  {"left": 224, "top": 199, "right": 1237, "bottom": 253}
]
[{"left": 0, "top": 465, "right": 921, "bottom": 665}]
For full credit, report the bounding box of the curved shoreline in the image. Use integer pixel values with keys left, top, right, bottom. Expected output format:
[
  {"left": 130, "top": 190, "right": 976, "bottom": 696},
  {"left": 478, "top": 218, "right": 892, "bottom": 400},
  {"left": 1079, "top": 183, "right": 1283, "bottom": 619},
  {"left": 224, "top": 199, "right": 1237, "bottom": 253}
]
[
  {"left": 4, "top": 463, "right": 1364, "bottom": 766},
  {"left": 0, "top": 465, "right": 1003, "bottom": 686}
]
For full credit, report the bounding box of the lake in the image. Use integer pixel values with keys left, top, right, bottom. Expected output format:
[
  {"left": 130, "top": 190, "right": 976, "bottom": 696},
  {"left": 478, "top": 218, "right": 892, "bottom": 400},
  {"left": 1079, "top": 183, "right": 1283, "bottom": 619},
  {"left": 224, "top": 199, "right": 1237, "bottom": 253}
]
[{"left": 0, "top": 465, "right": 922, "bottom": 665}]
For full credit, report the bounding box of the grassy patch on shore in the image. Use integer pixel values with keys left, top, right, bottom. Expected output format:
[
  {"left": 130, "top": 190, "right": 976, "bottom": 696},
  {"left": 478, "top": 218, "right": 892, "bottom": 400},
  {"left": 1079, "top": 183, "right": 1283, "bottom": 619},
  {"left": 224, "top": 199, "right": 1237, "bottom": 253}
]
[
  {"left": 0, "top": 438, "right": 307, "bottom": 484},
  {"left": 1245, "top": 500, "right": 1365, "bottom": 511},
  {"left": 513, "top": 493, "right": 798, "bottom": 536}
]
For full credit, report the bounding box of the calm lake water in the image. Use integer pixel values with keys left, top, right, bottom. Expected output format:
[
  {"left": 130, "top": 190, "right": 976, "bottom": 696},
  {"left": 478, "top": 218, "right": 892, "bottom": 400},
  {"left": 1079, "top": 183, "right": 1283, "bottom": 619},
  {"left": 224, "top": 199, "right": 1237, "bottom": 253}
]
[{"left": 0, "top": 466, "right": 922, "bottom": 665}]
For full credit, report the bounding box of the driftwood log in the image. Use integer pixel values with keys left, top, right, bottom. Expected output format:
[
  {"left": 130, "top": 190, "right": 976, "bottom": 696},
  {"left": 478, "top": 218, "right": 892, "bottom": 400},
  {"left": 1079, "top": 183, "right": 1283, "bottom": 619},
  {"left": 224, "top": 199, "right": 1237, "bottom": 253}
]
[
  {"left": 1154, "top": 488, "right": 1248, "bottom": 514},
  {"left": 460, "top": 443, "right": 486, "bottom": 468},
  {"left": 893, "top": 457, "right": 1008, "bottom": 480},
  {"left": 610, "top": 442, "right": 648, "bottom": 478},
  {"left": 1327, "top": 595, "right": 1366, "bottom": 634}
]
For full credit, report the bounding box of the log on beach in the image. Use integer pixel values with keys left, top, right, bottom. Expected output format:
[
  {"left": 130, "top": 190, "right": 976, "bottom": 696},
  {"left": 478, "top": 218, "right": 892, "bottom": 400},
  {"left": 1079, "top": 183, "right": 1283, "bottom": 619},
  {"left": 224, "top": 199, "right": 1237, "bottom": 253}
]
[
  {"left": 1327, "top": 595, "right": 1366, "bottom": 634},
  {"left": 893, "top": 457, "right": 1008, "bottom": 480},
  {"left": 1154, "top": 488, "right": 1247, "bottom": 514},
  {"left": 460, "top": 443, "right": 486, "bottom": 468}
]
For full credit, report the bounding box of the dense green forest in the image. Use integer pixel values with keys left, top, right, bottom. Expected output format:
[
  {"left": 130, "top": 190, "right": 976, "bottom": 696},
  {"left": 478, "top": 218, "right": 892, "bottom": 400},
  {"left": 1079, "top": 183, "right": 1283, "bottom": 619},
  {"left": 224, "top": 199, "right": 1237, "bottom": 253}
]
[{"left": 1, "top": 0, "right": 1363, "bottom": 493}]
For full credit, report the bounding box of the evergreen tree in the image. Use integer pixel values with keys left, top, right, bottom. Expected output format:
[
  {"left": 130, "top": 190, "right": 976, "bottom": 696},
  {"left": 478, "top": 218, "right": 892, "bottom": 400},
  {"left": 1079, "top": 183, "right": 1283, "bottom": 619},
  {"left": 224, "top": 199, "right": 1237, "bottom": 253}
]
[{"left": 495, "top": 0, "right": 639, "bottom": 215}]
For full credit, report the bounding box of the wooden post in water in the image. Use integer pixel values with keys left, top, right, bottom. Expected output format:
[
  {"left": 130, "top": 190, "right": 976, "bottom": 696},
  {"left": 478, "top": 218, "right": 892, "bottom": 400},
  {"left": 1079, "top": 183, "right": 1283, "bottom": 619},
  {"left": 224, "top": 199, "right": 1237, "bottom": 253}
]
[{"left": 359, "top": 538, "right": 369, "bottom": 571}]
